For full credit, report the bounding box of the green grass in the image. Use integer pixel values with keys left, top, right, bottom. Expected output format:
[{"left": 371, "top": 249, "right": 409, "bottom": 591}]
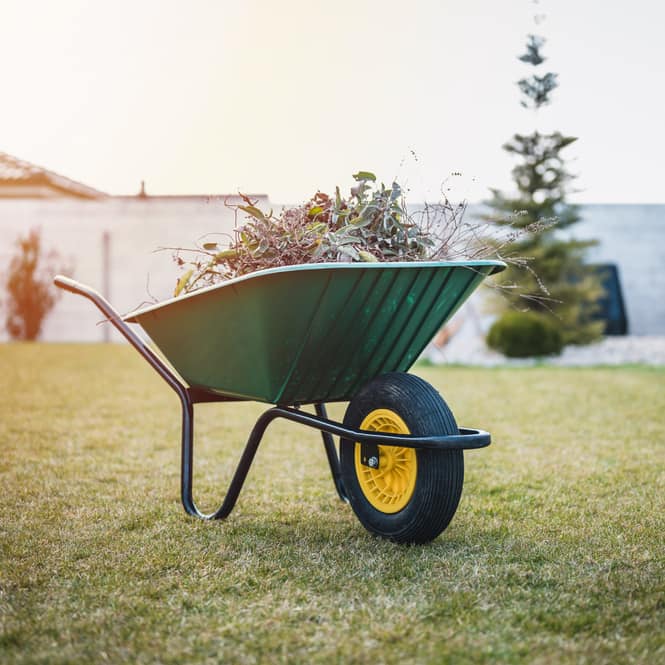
[{"left": 1, "top": 344, "right": 663, "bottom": 664}]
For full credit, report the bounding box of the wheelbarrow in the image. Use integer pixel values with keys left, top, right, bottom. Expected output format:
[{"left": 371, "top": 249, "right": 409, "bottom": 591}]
[{"left": 54, "top": 260, "right": 505, "bottom": 544}]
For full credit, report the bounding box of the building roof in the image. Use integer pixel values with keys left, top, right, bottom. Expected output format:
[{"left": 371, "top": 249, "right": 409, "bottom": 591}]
[{"left": 0, "top": 152, "right": 107, "bottom": 199}]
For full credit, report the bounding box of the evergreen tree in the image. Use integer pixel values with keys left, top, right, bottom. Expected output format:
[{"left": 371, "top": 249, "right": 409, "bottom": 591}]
[{"left": 486, "top": 34, "right": 603, "bottom": 346}]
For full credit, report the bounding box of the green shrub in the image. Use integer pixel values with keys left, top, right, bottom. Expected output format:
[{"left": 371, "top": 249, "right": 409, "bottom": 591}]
[{"left": 487, "top": 310, "right": 563, "bottom": 358}]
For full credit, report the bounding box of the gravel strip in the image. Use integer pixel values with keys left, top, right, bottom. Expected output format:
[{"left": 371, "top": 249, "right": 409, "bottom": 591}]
[{"left": 425, "top": 334, "right": 665, "bottom": 367}]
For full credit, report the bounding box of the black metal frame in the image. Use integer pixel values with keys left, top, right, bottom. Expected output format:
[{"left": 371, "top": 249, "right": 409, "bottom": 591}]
[{"left": 54, "top": 275, "right": 491, "bottom": 520}]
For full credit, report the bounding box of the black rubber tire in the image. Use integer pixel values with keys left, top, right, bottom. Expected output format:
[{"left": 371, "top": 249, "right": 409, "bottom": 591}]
[{"left": 340, "top": 372, "right": 463, "bottom": 544}]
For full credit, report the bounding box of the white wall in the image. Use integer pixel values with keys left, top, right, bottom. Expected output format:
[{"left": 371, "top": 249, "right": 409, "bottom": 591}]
[
  {"left": 0, "top": 199, "right": 663, "bottom": 341},
  {"left": 0, "top": 196, "right": 265, "bottom": 341}
]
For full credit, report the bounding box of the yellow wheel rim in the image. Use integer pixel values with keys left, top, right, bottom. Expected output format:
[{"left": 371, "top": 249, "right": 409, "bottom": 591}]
[{"left": 354, "top": 409, "right": 417, "bottom": 514}]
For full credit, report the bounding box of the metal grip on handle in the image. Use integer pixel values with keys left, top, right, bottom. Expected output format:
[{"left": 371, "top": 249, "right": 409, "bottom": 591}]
[{"left": 54, "top": 274, "right": 101, "bottom": 299}]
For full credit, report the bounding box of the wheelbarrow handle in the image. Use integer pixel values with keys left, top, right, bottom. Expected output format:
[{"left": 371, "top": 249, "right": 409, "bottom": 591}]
[
  {"left": 54, "top": 275, "right": 213, "bottom": 519},
  {"left": 53, "top": 275, "right": 188, "bottom": 400},
  {"left": 53, "top": 274, "right": 99, "bottom": 298},
  {"left": 54, "top": 274, "right": 139, "bottom": 342}
]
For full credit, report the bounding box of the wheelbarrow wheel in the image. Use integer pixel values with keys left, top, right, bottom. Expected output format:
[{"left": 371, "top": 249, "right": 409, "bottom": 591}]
[{"left": 340, "top": 372, "right": 463, "bottom": 544}]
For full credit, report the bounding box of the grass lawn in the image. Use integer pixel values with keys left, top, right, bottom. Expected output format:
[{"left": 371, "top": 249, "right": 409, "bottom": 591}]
[{"left": 1, "top": 344, "right": 663, "bottom": 664}]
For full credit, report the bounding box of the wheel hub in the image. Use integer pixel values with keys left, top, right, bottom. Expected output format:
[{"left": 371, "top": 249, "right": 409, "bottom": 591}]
[{"left": 354, "top": 409, "right": 418, "bottom": 514}]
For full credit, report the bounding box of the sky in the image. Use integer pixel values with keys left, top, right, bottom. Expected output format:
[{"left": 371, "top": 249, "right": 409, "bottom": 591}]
[{"left": 2, "top": 0, "right": 664, "bottom": 204}]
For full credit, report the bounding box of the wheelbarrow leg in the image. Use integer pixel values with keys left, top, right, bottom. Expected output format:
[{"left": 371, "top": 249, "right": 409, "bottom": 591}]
[
  {"left": 180, "top": 396, "right": 266, "bottom": 520},
  {"left": 315, "top": 403, "right": 348, "bottom": 503},
  {"left": 54, "top": 274, "right": 261, "bottom": 521}
]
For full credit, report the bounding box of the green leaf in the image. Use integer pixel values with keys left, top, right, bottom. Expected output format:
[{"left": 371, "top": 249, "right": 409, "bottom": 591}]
[
  {"left": 333, "top": 232, "right": 358, "bottom": 245},
  {"left": 202, "top": 242, "right": 219, "bottom": 250},
  {"left": 174, "top": 269, "right": 193, "bottom": 297},
  {"left": 339, "top": 245, "right": 360, "bottom": 261},
  {"left": 308, "top": 206, "right": 324, "bottom": 218},
  {"left": 358, "top": 250, "right": 378, "bottom": 263},
  {"left": 350, "top": 215, "right": 373, "bottom": 228},
  {"left": 307, "top": 222, "right": 328, "bottom": 234},
  {"left": 238, "top": 205, "right": 266, "bottom": 222},
  {"left": 335, "top": 186, "right": 342, "bottom": 209},
  {"left": 387, "top": 212, "right": 405, "bottom": 231},
  {"left": 214, "top": 249, "right": 237, "bottom": 262},
  {"left": 352, "top": 171, "right": 376, "bottom": 182}
]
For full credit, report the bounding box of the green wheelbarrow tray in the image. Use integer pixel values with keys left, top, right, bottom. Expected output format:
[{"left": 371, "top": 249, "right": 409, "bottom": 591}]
[
  {"left": 124, "top": 260, "right": 504, "bottom": 405},
  {"left": 55, "top": 259, "right": 505, "bottom": 544}
]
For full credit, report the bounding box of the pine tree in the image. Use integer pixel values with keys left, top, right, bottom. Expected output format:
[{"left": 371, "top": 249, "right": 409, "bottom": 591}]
[{"left": 486, "top": 34, "right": 604, "bottom": 347}]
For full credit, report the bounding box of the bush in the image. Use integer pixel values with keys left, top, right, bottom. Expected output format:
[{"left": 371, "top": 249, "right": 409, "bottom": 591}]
[
  {"left": 3, "top": 229, "right": 68, "bottom": 341},
  {"left": 487, "top": 310, "right": 563, "bottom": 358}
]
